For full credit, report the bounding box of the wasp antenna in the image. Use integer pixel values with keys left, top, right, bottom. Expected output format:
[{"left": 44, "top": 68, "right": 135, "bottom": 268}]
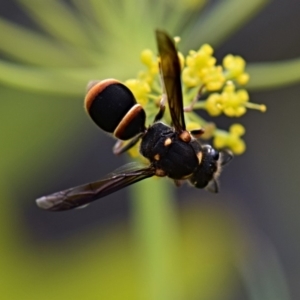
[{"left": 220, "top": 150, "right": 233, "bottom": 166}]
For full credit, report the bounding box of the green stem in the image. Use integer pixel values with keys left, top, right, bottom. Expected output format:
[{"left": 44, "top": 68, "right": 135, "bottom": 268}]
[
  {"left": 187, "top": 111, "right": 208, "bottom": 126},
  {"left": 246, "top": 58, "right": 300, "bottom": 90},
  {"left": 182, "top": 0, "right": 270, "bottom": 50},
  {"left": 192, "top": 101, "right": 207, "bottom": 110},
  {"left": 130, "top": 177, "right": 183, "bottom": 300}
]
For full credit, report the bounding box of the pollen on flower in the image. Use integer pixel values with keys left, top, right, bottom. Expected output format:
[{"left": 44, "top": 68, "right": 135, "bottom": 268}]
[
  {"left": 201, "top": 44, "right": 214, "bottom": 56},
  {"left": 124, "top": 79, "right": 150, "bottom": 106},
  {"left": 259, "top": 104, "right": 267, "bottom": 112},
  {"left": 178, "top": 52, "right": 185, "bottom": 70},
  {"left": 205, "top": 93, "right": 223, "bottom": 116},
  {"left": 204, "top": 82, "right": 249, "bottom": 117},
  {"left": 139, "top": 49, "right": 159, "bottom": 85},
  {"left": 213, "top": 124, "right": 246, "bottom": 155},
  {"left": 182, "top": 67, "right": 201, "bottom": 87},
  {"left": 182, "top": 44, "right": 217, "bottom": 88},
  {"left": 230, "top": 124, "right": 245, "bottom": 136},
  {"left": 221, "top": 82, "right": 249, "bottom": 117},
  {"left": 237, "top": 73, "right": 250, "bottom": 85},
  {"left": 122, "top": 33, "right": 265, "bottom": 159},
  {"left": 223, "top": 54, "right": 249, "bottom": 85},
  {"left": 141, "top": 49, "right": 155, "bottom": 67},
  {"left": 174, "top": 36, "right": 181, "bottom": 44},
  {"left": 200, "top": 65, "right": 225, "bottom": 91}
]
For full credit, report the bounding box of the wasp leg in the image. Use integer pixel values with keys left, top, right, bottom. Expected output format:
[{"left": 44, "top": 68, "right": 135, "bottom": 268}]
[
  {"left": 220, "top": 150, "right": 233, "bottom": 166},
  {"left": 113, "top": 133, "right": 144, "bottom": 155},
  {"left": 174, "top": 179, "right": 183, "bottom": 187},
  {"left": 190, "top": 128, "right": 205, "bottom": 138},
  {"left": 153, "top": 94, "right": 167, "bottom": 122}
]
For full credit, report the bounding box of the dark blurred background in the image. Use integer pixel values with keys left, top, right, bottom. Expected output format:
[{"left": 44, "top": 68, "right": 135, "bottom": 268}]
[{"left": 1, "top": 0, "right": 299, "bottom": 299}]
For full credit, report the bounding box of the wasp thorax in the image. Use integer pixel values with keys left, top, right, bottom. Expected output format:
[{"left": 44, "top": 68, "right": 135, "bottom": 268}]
[{"left": 140, "top": 122, "right": 201, "bottom": 180}]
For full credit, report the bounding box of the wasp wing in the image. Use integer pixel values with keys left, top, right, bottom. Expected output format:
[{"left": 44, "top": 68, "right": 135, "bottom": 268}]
[
  {"left": 36, "top": 163, "right": 155, "bottom": 211},
  {"left": 156, "top": 29, "right": 186, "bottom": 132}
]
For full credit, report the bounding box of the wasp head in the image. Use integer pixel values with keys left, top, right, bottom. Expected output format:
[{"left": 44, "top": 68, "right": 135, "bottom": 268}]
[{"left": 189, "top": 145, "right": 232, "bottom": 193}]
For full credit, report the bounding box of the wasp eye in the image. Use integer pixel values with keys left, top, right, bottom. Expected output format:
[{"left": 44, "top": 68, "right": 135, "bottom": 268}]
[
  {"left": 204, "top": 145, "right": 219, "bottom": 161},
  {"left": 212, "top": 150, "right": 219, "bottom": 161}
]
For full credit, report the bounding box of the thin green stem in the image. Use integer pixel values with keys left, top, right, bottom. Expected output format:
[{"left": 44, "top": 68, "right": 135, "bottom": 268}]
[
  {"left": 246, "top": 59, "right": 300, "bottom": 90},
  {"left": 0, "top": 17, "right": 95, "bottom": 67},
  {"left": 192, "top": 101, "right": 207, "bottom": 110},
  {"left": 130, "top": 178, "right": 183, "bottom": 300},
  {"left": 187, "top": 111, "right": 208, "bottom": 126},
  {"left": 17, "top": 0, "right": 94, "bottom": 49},
  {"left": 182, "top": 0, "right": 270, "bottom": 50}
]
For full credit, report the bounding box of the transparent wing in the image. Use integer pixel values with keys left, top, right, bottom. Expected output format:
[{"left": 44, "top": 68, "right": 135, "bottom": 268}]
[
  {"left": 156, "top": 29, "right": 186, "bottom": 132},
  {"left": 36, "top": 163, "right": 155, "bottom": 211}
]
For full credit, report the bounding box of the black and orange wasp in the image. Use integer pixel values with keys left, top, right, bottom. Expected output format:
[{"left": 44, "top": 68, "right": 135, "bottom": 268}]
[{"left": 36, "top": 30, "right": 231, "bottom": 211}]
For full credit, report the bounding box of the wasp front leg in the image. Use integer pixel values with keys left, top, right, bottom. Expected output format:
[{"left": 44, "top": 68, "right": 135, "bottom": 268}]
[{"left": 153, "top": 93, "right": 167, "bottom": 123}]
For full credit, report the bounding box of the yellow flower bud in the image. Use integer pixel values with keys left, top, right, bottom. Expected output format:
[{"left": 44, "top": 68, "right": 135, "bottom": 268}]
[
  {"left": 205, "top": 93, "right": 222, "bottom": 116},
  {"left": 186, "top": 121, "right": 202, "bottom": 132},
  {"left": 230, "top": 124, "right": 245, "bottom": 135},
  {"left": 213, "top": 124, "right": 246, "bottom": 155},
  {"left": 223, "top": 54, "right": 249, "bottom": 85},
  {"left": 125, "top": 79, "right": 150, "bottom": 106},
  {"left": 141, "top": 49, "right": 154, "bottom": 66},
  {"left": 178, "top": 52, "right": 185, "bottom": 70}
]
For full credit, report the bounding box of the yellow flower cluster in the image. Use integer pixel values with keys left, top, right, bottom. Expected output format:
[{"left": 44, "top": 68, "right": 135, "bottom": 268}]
[
  {"left": 139, "top": 49, "right": 159, "bottom": 84},
  {"left": 125, "top": 49, "right": 159, "bottom": 106},
  {"left": 124, "top": 79, "right": 150, "bottom": 106},
  {"left": 205, "top": 81, "right": 266, "bottom": 117},
  {"left": 223, "top": 54, "right": 249, "bottom": 85},
  {"left": 123, "top": 36, "right": 266, "bottom": 156},
  {"left": 213, "top": 124, "right": 246, "bottom": 155},
  {"left": 182, "top": 44, "right": 225, "bottom": 91},
  {"left": 205, "top": 81, "right": 250, "bottom": 117}
]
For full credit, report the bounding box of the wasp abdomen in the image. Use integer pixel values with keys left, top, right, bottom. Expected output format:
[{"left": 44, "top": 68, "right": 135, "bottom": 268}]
[{"left": 85, "top": 79, "right": 146, "bottom": 140}]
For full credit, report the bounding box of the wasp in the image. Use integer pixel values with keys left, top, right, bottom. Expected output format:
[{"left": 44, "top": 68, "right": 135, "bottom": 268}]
[{"left": 36, "top": 30, "right": 232, "bottom": 211}]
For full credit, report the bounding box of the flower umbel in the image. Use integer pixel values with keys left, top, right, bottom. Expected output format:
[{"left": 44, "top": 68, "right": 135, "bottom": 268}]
[
  {"left": 204, "top": 81, "right": 266, "bottom": 117},
  {"left": 123, "top": 35, "right": 266, "bottom": 156},
  {"left": 214, "top": 124, "right": 246, "bottom": 155},
  {"left": 223, "top": 54, "right": 250, "bottom": 85},
  {"left": 124, "top": 79, "right": 151, "bottom": 107}
]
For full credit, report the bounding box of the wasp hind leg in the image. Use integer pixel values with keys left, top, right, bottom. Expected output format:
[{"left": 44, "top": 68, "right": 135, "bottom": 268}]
[
  {"left": 174, "top": 179, "right": 184, "bottom": 187},
  {"left": 113, "top": 133, "right": 144, "bottom": 155}
]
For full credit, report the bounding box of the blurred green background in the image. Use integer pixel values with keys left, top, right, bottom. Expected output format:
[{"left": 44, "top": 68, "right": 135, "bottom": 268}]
[{"left": 0, "top": 0, "right": 299, "bottom": 299}]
